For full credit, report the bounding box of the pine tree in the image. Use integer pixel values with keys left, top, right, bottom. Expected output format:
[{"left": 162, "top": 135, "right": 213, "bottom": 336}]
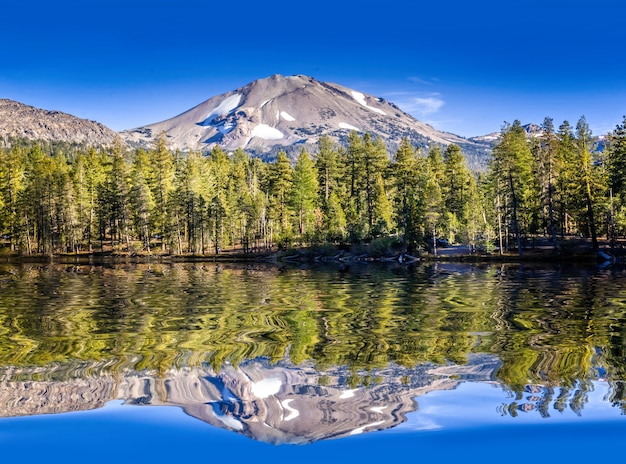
[
  {"left": 607, "top": 116, "right": 626, "bottom": 238},
  {"left": 73, "top": 147, "right": 106, "bottom": 252},
  {"left": 0, "top": 145, "right": 25, "bottom": 251},
  {"left": 490, "top": 121, "right": 533, "bottom": 256},
  {"left": 555, "top": 121, "right": 578, "bottom": 237},
  {"left": 109, "top": 138, "right": 131, "bottom": 251},
  {"left": 362, "top": 134, "right": 390, "bottom": 234},
  {"left": 149, "top": 132, "right": 175, "bottom": 251},
  {"left": 324, "top": 191, "right": 347, "bottom": 242},
  {"left": 442, "top": 144, "right": 472, "bottom": 243},
  {"left": 208, "top": 146, "right": 231, "bottom": 254},
  {"left": 129, "top": 148, "right": 155, "bottom": 252},
  {"left": 443, "top": 144, "right": 471, "bottom": 218},
  {"left": 608, "top": 116, "right": 626, "bottom": 195},
  {"left": 424, "top": 146, "right": 446, "bottom": 252},
  {"left": 290, "top": 148, "right": 319, "bottom": 241},
  {"left": 267, "top": 151, "right": 293, "bottom": 246},
  {"left": 532, "top": 117, "right": 560, "bottom": 245},
  {"left": 24, "top": 144, "right": 56, "bottom": 255},
  {"left": 372, "top": 172, "right": 393, "bottom": 236},
  {"left": 575, "top": 116, "right": 604, "bottom": 249},
  {"left": 52, "top": 152, "right": 80, "bottom": 253},
  {"left": 315, "top": 135, "right": 343, "bottom": 205},
  {"left": 391, "top": 138, "right": 420, "bottom": 245}
]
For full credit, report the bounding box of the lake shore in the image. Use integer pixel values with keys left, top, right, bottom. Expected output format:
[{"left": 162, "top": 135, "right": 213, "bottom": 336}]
[{"left": 0, "top": 238, "right": 619, "bottom": 266}]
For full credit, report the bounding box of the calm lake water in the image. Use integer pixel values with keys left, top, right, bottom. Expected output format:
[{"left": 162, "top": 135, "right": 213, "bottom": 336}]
[{"left": 0, "top": 260, "right": 625, "bottom": 462}]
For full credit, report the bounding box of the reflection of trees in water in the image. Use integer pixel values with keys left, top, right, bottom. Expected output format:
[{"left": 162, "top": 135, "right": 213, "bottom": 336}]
[
  {"left": 1, "top": 261, "right": 626, "bottom": 414},
  {"left": 499, "top": 380, "right": 594, "bottom": 418},
  {"left": 489, "top": 264, "right": 626, "bottom": 414}
]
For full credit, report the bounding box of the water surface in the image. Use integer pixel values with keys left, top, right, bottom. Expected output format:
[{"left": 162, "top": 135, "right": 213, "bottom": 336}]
[{"left": 0, "top": 261, "right": 625, "bottom": 460}]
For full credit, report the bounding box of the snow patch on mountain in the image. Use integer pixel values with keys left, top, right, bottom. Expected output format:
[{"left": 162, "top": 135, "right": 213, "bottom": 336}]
[
  {"left": 339, "top": 122, "right": 359, "bottom": 131},
  {"left": 339, "top": 389, "right": 358, "bottom": 399},
  {"left": 198, "top": 94, "right": 241, "bottom": 126},
  {"left": 250, "top": 378, "right": 282, "bottom": 398},
  {"left": 281, "top": 399, "right": 299, "bottom": 421},
  {"left": 251, "top": 124, "right": 284, "bottom": 140},
  {"left": 280, "top": 111, "right": 295, "bottom": 122},
  {"left": 351, "top": 91, "right": 386, "bottom": 115},
  {"left": 349, "top": 420, "right": 385, "bottom": 435},
  {"left": 212, "top": 408, "right": 244, "bottom": 430},
  {"left": 217, "top": 122, "right": 235, "bottom": 135}
]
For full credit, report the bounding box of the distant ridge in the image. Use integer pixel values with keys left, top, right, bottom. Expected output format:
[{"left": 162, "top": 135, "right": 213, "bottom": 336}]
[
  {"left": 0, "top": 98, "right": 119, "bottom": 146},
  {"left": 470, "top": 122, "right": 544, "bottom": 144},
  {"left": 122, "top": 74, "right": 492, "bottom": 166}
]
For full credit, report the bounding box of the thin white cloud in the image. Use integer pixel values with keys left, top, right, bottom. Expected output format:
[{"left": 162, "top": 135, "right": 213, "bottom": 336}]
[
  {"left": 411, "top": 96, "right": 445, "bottom": 115},
  {"left": 391, "top": 93, "right": 445, "bottom": 116},
  {"left": 408, "top": 76, "right": 434, "bottom": 85}
]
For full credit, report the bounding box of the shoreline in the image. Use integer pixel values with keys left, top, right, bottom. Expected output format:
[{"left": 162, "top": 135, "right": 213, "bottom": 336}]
[{"left": 0, "top": 247, "right": 614, "bottom": 266}]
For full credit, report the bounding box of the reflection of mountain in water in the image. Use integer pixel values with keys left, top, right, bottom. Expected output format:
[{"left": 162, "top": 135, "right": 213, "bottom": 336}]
[{"left": 0, "top": 356, "right": 499, "bottom": 444}]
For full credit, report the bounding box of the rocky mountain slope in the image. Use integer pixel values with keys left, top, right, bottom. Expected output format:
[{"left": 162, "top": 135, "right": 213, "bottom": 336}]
[
  {"left": 0, "top": 98, "right": 119, "bottom": 146},
  {"left": 469, "top": 122, "right": 543, "bottom": 144},
  {"left": 122, "top": 74, "right": 491, "bottom": 165}
]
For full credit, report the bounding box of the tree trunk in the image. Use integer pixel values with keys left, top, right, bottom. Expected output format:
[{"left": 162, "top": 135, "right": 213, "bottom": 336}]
[
  {"left": 25, "top": 214, "right": 32, "bottom": 255},
  {"left": 509, "top": 175, "right": 523, "bottom": 257},
  {"left": 585, "top": 185, "right": 598, "bottom": 250},
  {"left": 496, "top": 194, "right": 503, "bottom": 256}
]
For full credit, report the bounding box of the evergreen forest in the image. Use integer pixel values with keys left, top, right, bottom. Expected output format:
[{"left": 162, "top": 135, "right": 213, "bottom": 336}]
[{"left": 2, "top": 115, "right": 626, "bottom": 258}]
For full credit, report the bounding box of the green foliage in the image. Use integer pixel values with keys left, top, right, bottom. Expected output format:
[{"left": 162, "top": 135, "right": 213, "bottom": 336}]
[
  {"left": 291, "top": 148, "right": 319, "bottom": 241},
  {"left": 368, "top": 236, "right": 402, "bottom": 257},
  {"left": 0, "top": 113, "right": 621, "bottom": 257},
  {"left": 490, "top": 121, "right": 534, "bottom": 255}
]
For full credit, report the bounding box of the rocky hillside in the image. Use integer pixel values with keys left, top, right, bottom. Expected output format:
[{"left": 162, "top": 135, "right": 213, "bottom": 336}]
[
  {"left": 0, "top": 98, "right": 119, "bottom": 146},
  {"left": 470, "top": 122, "right": 544, "bottom": 144},
  {"left": 122, "top": 74, "right": 492, "bottom": 166}
]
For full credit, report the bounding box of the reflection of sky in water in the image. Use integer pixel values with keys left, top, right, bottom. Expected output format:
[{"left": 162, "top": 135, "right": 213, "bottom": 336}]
[
  {"left": 1, "top": 381, "right": 625, "bottom": 463},
  {"left": 402, "top": 381, "right": 625, "bottom": 432},
  {"left": 1, "top": 381, "right": 625, "bottom": 461}
]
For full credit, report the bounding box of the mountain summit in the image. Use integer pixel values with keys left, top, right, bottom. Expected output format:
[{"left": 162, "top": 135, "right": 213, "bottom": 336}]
[
  {"left": 0, "top": 98, "right": 119, "bottom": 146},
  {"left": 122, "top": 74, "right": 490, "bottom": 163}
]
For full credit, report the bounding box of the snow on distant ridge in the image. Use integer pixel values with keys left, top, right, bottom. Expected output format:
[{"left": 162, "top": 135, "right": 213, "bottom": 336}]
[
  {"left": 339, "top": 122, "right": 359, "bottom": 131},
  {"left": 198, "top": 94, "right": 242, "bottom": 126},
  {"left": 251, "top": 124, "right": 284, "bottom": 140},
  {"left": 351, "top": 91, "right": 386, "bottom": 115},
  {"left": 280, "top": 111, "right": 295, "bottom": 122}
]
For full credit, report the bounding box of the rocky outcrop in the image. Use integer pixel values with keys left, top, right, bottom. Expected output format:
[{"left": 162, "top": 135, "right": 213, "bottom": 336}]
[{"left": 0, "top": 98, "right": 119, "bottom": 146}]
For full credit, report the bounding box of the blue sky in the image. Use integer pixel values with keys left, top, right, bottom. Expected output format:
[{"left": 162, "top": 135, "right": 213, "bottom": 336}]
[{"left": 2, "top": 0, "right": 625, "bottom": 138}]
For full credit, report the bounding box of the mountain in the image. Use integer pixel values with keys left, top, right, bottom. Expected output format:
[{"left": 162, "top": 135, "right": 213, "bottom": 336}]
[
  {"left": 469, "top": 122, "right": 544, "bottom": 145},
  {"left": 122, "top": 74, "right": 492, "bottom": 167},
  {"left": 0, "top": 98, "right": 119, "bottom": 146}
]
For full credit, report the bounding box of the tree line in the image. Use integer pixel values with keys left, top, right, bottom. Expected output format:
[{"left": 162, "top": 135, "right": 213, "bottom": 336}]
[{"left": 1, "top": 115, "right": 626, "bottom": 256}]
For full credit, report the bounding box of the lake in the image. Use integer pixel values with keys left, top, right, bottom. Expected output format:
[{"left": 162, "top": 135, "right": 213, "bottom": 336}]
[{"left": 0, "top": 260, "right": 625, "bottom": 462}]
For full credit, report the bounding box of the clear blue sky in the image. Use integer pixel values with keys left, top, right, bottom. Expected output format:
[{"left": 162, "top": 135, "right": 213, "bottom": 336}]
[{"left": 2, "top": 0, "right": 625, "bottom": 138}]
